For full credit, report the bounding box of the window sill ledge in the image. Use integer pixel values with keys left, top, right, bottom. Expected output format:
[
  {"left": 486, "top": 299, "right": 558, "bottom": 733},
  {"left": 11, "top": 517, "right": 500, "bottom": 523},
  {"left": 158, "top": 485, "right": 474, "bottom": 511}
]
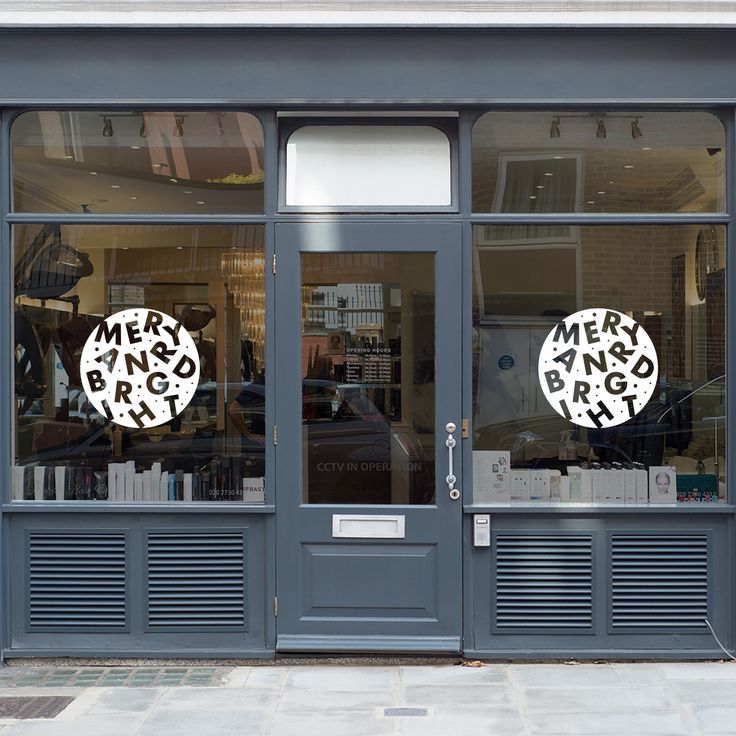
[
  {"left": 2, "top": 503, "right": 275, "bottom": 514},
  {"left": 464, "top": 503, "right": 735, "bottom": 514}
]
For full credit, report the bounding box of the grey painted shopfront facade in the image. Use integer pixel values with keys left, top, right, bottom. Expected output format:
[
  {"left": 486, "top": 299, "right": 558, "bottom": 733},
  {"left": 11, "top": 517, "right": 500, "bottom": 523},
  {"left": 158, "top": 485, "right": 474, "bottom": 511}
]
[{"left": 1, "top": 27, "right": 734, "bottom": 659}]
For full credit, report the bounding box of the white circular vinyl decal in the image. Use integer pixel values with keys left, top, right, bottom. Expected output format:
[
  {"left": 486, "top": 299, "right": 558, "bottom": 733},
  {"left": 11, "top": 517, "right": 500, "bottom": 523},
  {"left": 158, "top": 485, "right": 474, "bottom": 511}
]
[
  {"left": 81, "top": 308, "right": 200, "bottom": 428},
  {"left": 538, "top": 309, "right": 658, "bottom": 429}
]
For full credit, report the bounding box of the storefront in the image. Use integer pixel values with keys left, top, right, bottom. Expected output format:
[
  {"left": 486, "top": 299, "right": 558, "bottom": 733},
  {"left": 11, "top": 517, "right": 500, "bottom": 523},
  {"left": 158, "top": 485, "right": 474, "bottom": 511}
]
[{"left": 1, "top": 22, "right": 734, "bottom": 659}]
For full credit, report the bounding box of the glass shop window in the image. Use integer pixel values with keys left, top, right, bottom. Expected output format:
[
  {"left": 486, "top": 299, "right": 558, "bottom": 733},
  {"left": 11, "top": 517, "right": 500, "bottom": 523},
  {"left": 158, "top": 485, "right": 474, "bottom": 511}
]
[
  {"left": 471, "top": 225, "right": 727, "bottom": 506},
  {"left": 472, "top": 112, "right": 726, "bottom": 213},
  {"left": 11, "top": 111, "right": 264, "bottom": 214},
  {"left": 13, "top": 224, "right": 266, "bottom": 503},
  {"left": 300, "top": 253, "right": 436, "bottom": 504},
  {"left": 285, "top": 125, "right": 452, "bottom": 208}
]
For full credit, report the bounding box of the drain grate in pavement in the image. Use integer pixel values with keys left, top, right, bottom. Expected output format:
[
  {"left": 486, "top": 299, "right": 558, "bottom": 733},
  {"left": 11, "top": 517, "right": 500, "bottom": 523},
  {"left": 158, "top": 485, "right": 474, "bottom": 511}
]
[
  {"left": 383, "top": 706, "right": 429, "bottom": 717},
  {"left": 0, "top": 696, "right": 75, "bottom": 719}
]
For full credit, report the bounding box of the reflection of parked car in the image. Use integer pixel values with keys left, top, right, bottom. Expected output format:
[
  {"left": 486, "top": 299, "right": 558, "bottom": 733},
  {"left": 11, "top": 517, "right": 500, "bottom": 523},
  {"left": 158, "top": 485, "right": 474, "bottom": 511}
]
[
  {"left": 23, "top": 379, "right": 434, "bottom": 504},
  {"left": 303, "top": 381, "right": 434, "bottom": 504},
  {"left": 483, "top": 407, "right": 672, "bottom": 470}
]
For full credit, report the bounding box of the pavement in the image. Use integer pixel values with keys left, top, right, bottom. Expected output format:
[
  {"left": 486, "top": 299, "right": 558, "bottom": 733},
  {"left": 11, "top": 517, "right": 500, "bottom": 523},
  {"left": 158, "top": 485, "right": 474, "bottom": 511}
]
[{"left": 0, "top": 661, "right": 734, "bottom": 734}]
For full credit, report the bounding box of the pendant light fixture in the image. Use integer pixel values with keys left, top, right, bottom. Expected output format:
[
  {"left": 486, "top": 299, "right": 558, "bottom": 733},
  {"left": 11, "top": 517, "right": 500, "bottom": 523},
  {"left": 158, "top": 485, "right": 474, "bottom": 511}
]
[
  {"left": 631, "top": 117, "right": 643, "bottom": 139},
  {"left": 174, "top": 116, "right": 185, "bottom": 137},
  {"left": 596, "top": 119, "right": 607, "bottom": 139},
  {"left": 550, "top": 116, "right": 561, "bottom": 138},
  {"left": 102, "top": 116, "right": 113, "bottom": 137}
]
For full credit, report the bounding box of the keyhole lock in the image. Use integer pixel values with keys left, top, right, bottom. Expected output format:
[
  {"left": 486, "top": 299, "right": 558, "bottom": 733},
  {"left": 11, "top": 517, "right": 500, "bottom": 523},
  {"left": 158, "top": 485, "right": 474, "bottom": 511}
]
[{"left": 449, "top": 488, "right": 460, "bottom": 500}]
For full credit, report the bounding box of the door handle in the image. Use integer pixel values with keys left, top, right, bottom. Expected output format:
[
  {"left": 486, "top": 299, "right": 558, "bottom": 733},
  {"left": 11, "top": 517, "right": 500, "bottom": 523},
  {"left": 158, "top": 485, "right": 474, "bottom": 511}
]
[{"left": 445, "top": 422, "right": 460, "bottom": 500}]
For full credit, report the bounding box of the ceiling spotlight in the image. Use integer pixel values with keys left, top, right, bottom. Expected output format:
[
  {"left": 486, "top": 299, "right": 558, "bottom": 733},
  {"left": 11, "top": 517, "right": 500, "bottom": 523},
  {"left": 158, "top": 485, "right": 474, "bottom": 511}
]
[
  {"left": 550, "top": 117, "right": 561, "bottom": 139},
  {"left": 596, "top": 119, "right": 607, "bottom": 139},
  {"left": 174, "top": 116, "right": 184, "bottom": 137},
  {"left": 102, "top": 116, "right": 113, "bottom": 137},
  {"left": 631, "top": 118, "right": 643, "bottom": 140}
]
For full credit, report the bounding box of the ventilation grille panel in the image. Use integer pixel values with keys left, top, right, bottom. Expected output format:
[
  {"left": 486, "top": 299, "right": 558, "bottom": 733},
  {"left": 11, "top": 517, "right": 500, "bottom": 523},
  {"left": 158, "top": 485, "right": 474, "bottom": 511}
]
[
  {"left": 28, "top": 532, "right": 127, "bottom": 629},
  {"left": 611, "top": 534, "right": 708, "bottom": 629},
  {"left": 147, "top": 532, "right": 245, "bottom": 628},
  {"left": 495, "top": 534, "right": 593, "bottom": 629}
]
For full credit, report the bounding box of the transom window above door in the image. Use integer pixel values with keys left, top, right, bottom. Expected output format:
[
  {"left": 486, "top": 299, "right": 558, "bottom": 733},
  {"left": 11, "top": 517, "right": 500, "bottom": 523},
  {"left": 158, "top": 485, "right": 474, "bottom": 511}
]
[{"left": 282, "top": 120, "right": 456, "bottom": 211}]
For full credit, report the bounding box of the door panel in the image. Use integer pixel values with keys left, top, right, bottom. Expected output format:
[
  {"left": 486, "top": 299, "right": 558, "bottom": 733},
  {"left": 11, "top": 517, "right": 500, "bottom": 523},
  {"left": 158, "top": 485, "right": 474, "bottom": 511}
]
[
  {"left": 275, "top": 223, "right": 462, "bottom": 652},
  {"left": 303, "top": 543, "right": 438, "bottom": 617}
]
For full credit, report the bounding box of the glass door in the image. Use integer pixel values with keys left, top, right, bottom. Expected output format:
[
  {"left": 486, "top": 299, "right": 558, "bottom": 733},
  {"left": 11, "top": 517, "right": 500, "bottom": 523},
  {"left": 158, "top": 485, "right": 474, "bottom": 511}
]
[{"left": 274, "top": 222, "right": 463, "bottom": 652}]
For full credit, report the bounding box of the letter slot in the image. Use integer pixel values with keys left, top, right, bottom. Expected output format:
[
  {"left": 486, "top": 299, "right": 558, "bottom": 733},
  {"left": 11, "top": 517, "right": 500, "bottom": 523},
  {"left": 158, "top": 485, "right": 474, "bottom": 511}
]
[{"left": 332, "top": 514, "right": 406, "bottom": 539}]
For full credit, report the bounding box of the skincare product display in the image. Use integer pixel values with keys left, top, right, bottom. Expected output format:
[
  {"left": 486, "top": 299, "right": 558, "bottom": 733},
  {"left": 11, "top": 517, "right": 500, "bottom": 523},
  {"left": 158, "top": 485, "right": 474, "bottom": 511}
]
[
  {"left": 472, "top": 453, "right": 723, "bottom": 505},
  {"left": 13, "top": 458, "right": 265, "bottom": 503}
]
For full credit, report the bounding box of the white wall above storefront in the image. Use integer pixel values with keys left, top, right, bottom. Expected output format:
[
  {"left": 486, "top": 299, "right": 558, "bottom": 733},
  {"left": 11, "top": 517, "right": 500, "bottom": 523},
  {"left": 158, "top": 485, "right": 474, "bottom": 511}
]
[{"left": 4, "top": 0, "right": 736, "bottom": 27}]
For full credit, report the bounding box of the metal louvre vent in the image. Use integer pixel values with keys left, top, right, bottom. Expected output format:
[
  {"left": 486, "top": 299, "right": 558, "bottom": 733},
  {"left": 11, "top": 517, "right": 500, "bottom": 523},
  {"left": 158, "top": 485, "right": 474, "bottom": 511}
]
[
  {"left": 495, "top": 534, "right": 593, "bottom": 629},
  {"left": 28, "top": 532, "right": 127, "bottom": 629},
  {"left": 147, "top": 532, "right": 245, "bottom": 628},
  {"left": 611, "top": 534, "right": 708, "bottom": 629}
]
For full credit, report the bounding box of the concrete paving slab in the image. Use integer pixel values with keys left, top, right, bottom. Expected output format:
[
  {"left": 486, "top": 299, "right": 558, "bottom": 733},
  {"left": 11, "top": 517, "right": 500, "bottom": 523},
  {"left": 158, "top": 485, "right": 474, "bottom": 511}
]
[
  {"left": 1, "top": 715, "right": 144, "bottom": 736},
  {"left": 268, "top": 712, "right": 396, "bottom": 736},
  {"left": 508, "top": 663, "right": 631, "bottom": 688},
  {"left": 661, "top": 663, "right": 736, "bottom": 680},
  {"left": 136, "top": 707, "right": 270, "bottom": 736},
  {"left": 276, "top": 685, "right": 390, "bottom": 713},
  {"left": 220, "top": 667, "right": 251, "bottom": 687},
  {"left": 692, "top": 705, "right": 736, "bottom": 733},
  {"left": 526, "top": 709, "right": 691, "bottom": 735},
  {"left": 609, "top": 662, "right": 668, "bottom": 684},
  {"left": 284, "top": 665, "right": 398, "bottom": 691},
  {"left": 85, "top": 688, "right": 160, "bottom": 715},
  {"left": 241, "top": 668, "right": 288, "bottom": 689},
  {"left": 517, "top": 686, "right": 681, "bottom": 712},
  {"left": 397, "top": 709, "right": 526, "bottom": 736},
  {"left": 154, "top": 686, "right": 277, "bottom": 711},
  {"left": 399, "top": 664, "right": 507, "bottom": 685},
  {"left": 400, "top": 683, "right": 515, "bottom": 708},
  {"left": 668, "top": 679, "right": 736, "bottom": 705}
]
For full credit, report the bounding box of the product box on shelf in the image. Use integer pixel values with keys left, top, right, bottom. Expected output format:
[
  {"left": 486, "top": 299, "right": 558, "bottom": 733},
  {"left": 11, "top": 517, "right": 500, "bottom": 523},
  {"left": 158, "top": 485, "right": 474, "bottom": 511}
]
[
  {"left": 648, "top": 465, "right": 677, "bottom": 503},
  {"left": 472, "top": 450, "right": 511, "bottom": 503}
]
